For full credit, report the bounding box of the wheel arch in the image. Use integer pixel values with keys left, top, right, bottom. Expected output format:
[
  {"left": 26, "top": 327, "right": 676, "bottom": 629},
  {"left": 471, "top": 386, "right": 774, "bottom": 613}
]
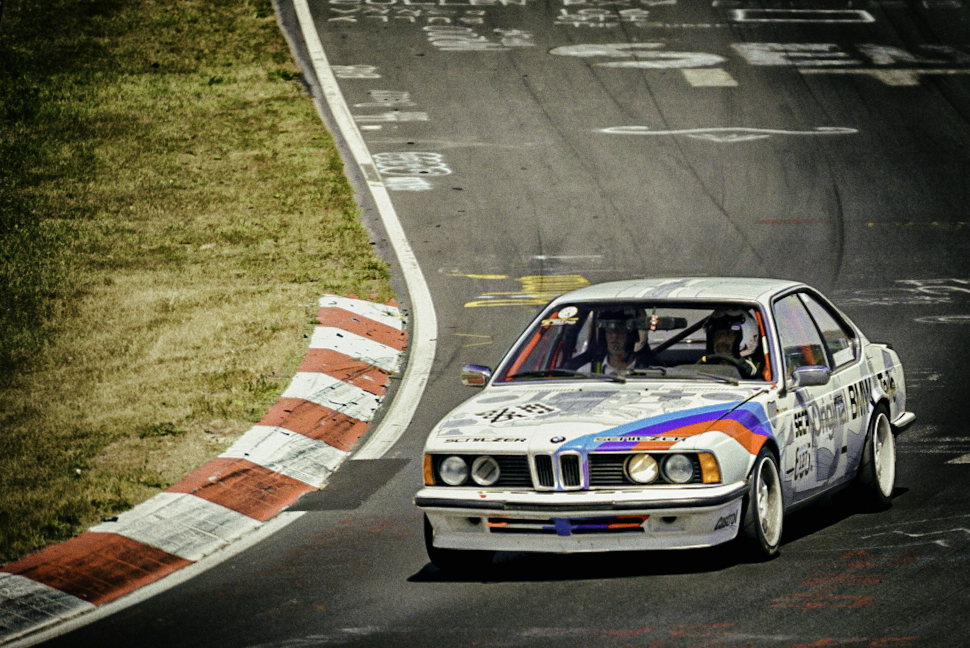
[
  {"left": 757, "top": 438, "right": 785, "bottom": 508},
  {"left": 871, "top": 397, "right": 893, "bottom": 430},
  {"left": 748, "top": 437, "right": 781, "bottom": 480}
]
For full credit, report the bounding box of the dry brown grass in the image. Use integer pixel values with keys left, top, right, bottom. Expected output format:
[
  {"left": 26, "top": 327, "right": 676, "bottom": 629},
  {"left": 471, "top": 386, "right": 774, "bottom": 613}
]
[{"left": 0, "top": 0, "right": 393, "bottom": 561}]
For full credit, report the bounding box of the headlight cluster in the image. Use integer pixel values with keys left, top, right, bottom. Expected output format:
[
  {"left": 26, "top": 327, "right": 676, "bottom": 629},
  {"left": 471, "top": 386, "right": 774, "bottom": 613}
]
[
  {"left": 431, "top": 455, "right": 501, "bottom": 487},
  {"left": 623, "top": 452, "right": 721, "bottom": 485}
]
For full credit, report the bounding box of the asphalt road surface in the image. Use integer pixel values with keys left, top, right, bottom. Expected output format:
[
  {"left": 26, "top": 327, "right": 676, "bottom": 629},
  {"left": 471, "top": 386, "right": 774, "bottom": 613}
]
[{"left": 41, "top": 0, "right": 970, "bottom": 646}]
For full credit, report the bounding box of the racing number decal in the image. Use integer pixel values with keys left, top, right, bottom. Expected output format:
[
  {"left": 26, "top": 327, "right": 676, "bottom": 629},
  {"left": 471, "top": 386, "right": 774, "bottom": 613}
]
[{"left": 794, "top": 444, "right": 813, "bottom": 481}]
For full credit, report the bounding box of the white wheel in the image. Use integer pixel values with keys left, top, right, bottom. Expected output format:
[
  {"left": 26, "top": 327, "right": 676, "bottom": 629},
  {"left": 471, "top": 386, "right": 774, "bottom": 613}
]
[
  {"left": 742, "top": 448, "right": 784, "bottom": 559},
  {"left": 857, "top": 405, "right": 896, "bottom": 508}
]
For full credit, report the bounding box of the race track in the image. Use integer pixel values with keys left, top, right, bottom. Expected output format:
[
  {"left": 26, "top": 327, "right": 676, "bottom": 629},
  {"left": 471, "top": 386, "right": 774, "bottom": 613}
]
[{"left": 34, "top": 0, "right": 970, "bottom": 646}]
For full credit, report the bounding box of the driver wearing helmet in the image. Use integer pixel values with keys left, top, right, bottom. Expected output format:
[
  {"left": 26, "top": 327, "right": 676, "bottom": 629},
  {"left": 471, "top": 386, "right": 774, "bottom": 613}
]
[
  {"left": 699, "top": 309, "right": 763, "bottom": 379},
  {"left": 574, "top": 310, "right": 647, "bottom": 375}
]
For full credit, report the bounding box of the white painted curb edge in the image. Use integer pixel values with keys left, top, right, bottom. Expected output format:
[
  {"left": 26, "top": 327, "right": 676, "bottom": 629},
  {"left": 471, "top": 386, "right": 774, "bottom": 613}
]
[{"left": 291, "top": 0, "right": 438, "bottom": 460}]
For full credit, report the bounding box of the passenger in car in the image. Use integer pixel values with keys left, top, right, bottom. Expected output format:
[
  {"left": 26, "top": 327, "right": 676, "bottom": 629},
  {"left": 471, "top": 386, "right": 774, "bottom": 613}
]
[{"left": 699, "top": 309, "right": 764, "bottom": 379}]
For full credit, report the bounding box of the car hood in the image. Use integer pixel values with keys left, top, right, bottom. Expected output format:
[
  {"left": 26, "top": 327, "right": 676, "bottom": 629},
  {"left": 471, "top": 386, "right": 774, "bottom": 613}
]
[{"left": 426, "top": 382, "right": 774, "bottom": 456}]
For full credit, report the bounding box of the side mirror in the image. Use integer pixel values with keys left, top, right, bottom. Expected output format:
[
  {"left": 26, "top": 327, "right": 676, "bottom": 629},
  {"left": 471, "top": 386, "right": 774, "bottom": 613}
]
[
  {"left": 460, "top": 364, "right": 493, "bottom": 387},
  {"left": 791, "top": 365, "right": 831, "bottom": 389}
]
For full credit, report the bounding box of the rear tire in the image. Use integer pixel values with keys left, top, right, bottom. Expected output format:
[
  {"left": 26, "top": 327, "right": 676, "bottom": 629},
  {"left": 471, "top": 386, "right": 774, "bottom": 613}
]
[
  {"left": 424, "top": 514, "right": 494, "bottom": 573},
  {"left": 856, "top": 405, "right": 896, "bottom": 510},
  {"left": 741, "top": 448, "right": 784, "bottom": 560}
]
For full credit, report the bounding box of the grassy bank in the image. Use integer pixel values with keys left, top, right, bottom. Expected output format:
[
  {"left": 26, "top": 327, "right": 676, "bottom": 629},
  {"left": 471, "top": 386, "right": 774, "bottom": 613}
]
[{"left": 0, "top": 0, "right": 392, "bottom": 562}]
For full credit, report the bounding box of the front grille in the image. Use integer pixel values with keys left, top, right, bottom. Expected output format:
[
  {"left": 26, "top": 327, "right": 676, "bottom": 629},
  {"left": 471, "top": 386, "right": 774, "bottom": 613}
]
[
  {"left": 589, "top": 454, "right": 631, "bottom": 486},
  {"left": 561, "top": 454, "right": 582, "bottom": 488},
  {"left": 432, "top": 452, "right": 704, "bottom": 489},
  {"left": 588, "top": 453, "right": 703, "bottom": 486},
  {"left": 493, "top": 455, "right": 532, "bottom": 487},
  {"left": 535, "top": 455, "right": 555, "bottom": 488}
]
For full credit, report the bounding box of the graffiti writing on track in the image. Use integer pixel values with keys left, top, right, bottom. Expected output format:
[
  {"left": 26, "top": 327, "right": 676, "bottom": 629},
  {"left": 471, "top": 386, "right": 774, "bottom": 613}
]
[
  {"left": 373, "top": 152, "right": 453, "bottom": 177},
  {"left": 772, "top": 550, "right": 921, "bottom": 610}
]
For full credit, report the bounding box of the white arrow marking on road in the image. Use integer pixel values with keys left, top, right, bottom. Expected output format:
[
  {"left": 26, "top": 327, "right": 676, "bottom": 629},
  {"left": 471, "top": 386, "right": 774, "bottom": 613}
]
[{"left": 599, "top": 126, "right": 858, "bottom": 142}]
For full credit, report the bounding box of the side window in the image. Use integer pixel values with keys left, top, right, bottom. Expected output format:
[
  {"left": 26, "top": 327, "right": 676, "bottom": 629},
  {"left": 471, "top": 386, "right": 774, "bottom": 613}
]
[
  {"left": 799, "top": 293, "right": 857, "bottom": 369},
  {"left": 773, "top": 294, "right": 830, "bottom": 379}
]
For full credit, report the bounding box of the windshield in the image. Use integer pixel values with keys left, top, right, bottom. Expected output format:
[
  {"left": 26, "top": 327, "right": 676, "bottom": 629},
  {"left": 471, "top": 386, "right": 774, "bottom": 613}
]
[{"left": 496, "top": 301, "right": 772, "bottom": 383}]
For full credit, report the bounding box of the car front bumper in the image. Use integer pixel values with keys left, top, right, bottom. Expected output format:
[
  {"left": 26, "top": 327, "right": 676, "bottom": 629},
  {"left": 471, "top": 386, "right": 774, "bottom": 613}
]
[{"left": 415, "top": 482, "right": 748, "bottom": 553}]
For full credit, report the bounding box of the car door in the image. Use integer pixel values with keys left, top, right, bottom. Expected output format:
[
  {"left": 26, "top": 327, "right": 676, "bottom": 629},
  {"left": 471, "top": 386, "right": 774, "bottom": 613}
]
[
  {"left": 771, "top": 293, "right": 847, "bottom": 504},
  {"left": 798, "top": 292, "right": 870, "bottom": 482}
]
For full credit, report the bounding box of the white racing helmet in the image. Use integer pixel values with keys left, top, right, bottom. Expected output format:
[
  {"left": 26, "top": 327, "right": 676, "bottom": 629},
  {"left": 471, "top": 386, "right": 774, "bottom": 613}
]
[{"left": 706, "top": 309, "right": 760, "bottom": 358}]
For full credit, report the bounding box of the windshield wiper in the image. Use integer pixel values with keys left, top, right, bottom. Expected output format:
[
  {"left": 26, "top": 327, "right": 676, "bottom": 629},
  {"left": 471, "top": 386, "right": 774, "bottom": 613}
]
[
  {"left": 508, "top": 369, "right": 626, "bottom": 384},
  {"left": 626, "top": 366, "right": 667, "bottom": 378},
  {"left": 694, "top": 370, "right": 739, "bottom": 386}
]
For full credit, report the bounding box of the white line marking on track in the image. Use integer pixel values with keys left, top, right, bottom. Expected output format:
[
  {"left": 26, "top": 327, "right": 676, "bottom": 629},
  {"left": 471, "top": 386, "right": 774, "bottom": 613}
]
[
  {"left": 800, "top": 68, "right": 970, "bottom": 85},
  {"left": 681, "top": 68, "right": 738, "bottom": 87},
  {"left": 294, "top": 0, "right": 437, "bottom": 461},
  {"left": 729, "top": 8, "right": 876, "bottom": 23},
  {"left": 599, "top": 125, "right": 857, "bottom": 142}
]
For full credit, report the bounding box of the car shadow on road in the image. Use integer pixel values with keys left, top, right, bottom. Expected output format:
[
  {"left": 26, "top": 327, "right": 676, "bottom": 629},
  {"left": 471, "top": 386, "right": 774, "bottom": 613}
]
[
  {"left": 408, "top": 544, "right": 743, "bottom": 584},
  {"left": 782, "top": 486, "right": 910, "bottom": 545}
]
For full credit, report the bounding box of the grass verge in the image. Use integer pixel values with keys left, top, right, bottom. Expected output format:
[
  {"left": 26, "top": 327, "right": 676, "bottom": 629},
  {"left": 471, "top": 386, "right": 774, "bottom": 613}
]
[{"left": 0, "top": 0, "right": 393, "bottom": 563}]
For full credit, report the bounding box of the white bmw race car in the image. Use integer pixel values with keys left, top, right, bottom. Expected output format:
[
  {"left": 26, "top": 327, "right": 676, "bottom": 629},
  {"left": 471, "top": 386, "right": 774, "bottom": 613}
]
[{"left": 415, "top": 277, "right": 915, "bottom": 569}]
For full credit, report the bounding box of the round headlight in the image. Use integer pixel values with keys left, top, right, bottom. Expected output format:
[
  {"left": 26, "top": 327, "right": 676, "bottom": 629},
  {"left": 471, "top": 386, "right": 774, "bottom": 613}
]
[
  {"left": 471, "top": 456, "right": 501, "bottom": 486},
  {"left": 625, "top": 453, "right": 659, "bottom": 484},
  {"left": 438, "top": 456, "right": 469, "bottom": 486},
  {"left": 663, "top": 454, "right": 695, "bottom": 484}
]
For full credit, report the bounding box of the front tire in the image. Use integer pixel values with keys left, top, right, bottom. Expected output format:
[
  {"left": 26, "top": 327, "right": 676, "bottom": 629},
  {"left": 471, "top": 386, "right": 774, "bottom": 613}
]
[
  {"left": 741, "top": 447, "right": 784, "bottom": 559},
  {"left": 856, "top": 405, "right": 896, "bottom": 509},
  {"left": 424, "top": 514, "right": 494, "bottom": 573}
]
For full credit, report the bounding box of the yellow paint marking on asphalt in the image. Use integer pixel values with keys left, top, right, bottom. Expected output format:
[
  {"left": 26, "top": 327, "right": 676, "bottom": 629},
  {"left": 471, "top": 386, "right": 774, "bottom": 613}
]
[
  {"left": 446, "top": 273, "right": 509, "bottom": 279},
  {"left": 464, "top": 274, "right": 591, "bottom": 308},
  {"left": 456, "top": 333, "right": 492, "bottom": 347}
]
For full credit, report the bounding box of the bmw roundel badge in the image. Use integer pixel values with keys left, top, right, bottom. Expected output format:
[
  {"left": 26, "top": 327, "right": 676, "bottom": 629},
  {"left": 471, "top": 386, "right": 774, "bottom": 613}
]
[{"left": 550, "top": 436, "right": 566, "bottom": 444}]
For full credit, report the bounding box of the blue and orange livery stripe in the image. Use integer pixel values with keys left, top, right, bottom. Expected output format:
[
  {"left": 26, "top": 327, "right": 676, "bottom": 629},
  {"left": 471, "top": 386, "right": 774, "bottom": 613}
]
[{"left": 566, "top": 401, "right": 773, "bottom": 456}]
